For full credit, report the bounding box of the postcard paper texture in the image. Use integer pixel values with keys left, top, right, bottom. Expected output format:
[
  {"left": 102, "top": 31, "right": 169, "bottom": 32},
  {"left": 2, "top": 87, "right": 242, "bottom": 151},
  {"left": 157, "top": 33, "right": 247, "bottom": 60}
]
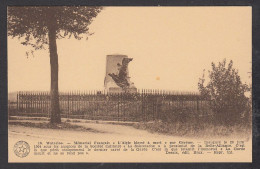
[{"left": 7, "top": 6, "right": 252, "bottom": 162}]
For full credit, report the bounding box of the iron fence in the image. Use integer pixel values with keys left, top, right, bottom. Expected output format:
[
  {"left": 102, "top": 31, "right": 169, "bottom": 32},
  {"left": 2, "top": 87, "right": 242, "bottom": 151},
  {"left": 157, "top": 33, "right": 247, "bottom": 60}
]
[{"left": 8, "top": 90, "right": 212, "bottom": 122}]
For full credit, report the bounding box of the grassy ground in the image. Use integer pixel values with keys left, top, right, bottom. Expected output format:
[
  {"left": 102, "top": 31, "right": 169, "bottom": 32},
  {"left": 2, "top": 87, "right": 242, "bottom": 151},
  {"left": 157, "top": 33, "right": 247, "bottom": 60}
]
[{"left": 132, "top": 120, "right": 251, "bottom": 139}]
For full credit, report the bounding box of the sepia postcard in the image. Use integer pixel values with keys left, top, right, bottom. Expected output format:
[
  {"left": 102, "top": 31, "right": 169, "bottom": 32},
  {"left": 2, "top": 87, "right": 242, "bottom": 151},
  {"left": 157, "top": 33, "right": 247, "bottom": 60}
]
[{"left": 7, "top": 6, "right": 252, "bottom": 162}]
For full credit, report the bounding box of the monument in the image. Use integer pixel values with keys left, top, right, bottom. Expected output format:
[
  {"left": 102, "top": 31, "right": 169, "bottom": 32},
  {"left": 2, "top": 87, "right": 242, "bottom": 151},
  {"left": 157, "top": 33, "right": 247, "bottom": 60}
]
[{"left": 104, "top": 54, "right": 137, "bottom": 93}]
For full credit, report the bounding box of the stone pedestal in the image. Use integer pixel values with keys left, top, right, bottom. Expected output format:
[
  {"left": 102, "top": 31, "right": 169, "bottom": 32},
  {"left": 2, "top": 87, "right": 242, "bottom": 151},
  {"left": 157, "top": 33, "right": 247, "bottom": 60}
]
[{"left": 108, "top": 87, "right": 137, "bottom": 94}]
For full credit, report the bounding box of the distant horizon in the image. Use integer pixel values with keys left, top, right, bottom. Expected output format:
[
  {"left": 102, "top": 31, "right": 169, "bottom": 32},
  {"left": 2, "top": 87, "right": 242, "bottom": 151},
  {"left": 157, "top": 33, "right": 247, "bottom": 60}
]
[{"left": 8, "top": 89, "right": 200, "bottom": 94}]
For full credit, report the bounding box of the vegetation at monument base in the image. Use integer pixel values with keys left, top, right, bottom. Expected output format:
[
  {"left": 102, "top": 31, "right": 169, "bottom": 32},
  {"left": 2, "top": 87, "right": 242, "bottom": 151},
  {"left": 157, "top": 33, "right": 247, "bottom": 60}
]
[{"left": 8, "top": 6, "right": 103, "bottom": 124}]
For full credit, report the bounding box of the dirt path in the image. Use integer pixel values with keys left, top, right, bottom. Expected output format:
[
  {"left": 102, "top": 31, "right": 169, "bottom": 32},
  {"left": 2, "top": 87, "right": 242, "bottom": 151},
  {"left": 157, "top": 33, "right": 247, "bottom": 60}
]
[{"left": 8, "top": 121, "right": 182, "bottom": 142}]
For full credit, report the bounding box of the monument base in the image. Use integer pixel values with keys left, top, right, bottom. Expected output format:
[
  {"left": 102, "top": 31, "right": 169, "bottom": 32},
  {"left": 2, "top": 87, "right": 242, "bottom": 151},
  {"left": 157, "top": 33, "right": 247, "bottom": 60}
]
[{"left": 108, "top": 87, "right": 137, "bottom": 94}]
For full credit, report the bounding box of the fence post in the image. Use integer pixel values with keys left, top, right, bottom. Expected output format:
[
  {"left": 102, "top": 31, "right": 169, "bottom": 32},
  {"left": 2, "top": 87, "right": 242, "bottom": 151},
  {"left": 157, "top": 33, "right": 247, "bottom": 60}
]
[
  {"left": 122, "top": 93, "right": 125, "bottom": 121},
  {"left": 16, "top": 92, "right": 19, "bottom": 114},
  {"left": 47, "top": 91, "right": 50, "bottom": 118},
  {"left": 67, "top": 92, "right": 70, "bottom": 119},
  {"left": 141, "top": 89, "right": 144, "bottom": 121},
  {"left": 196, "top": 96, "right": 199, "bottom": 113},
  {"left": 30, "top": 92, "right": 32, "bottom": 115},
  {"left": 117, "top": 93, "right": 120, "bottom": 122}
]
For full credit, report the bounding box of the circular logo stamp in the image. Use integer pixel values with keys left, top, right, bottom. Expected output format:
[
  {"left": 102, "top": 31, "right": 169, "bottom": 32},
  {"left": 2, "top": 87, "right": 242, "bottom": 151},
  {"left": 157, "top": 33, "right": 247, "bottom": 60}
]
[{"left": 13, "top": 141, "right": 30, "bottom": 158}]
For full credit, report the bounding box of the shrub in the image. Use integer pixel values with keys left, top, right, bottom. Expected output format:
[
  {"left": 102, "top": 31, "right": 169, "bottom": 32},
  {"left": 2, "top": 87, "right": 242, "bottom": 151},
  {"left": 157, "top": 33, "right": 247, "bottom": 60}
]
[{"left": 198, "top": 59, "right": 250, "bottom": 125}]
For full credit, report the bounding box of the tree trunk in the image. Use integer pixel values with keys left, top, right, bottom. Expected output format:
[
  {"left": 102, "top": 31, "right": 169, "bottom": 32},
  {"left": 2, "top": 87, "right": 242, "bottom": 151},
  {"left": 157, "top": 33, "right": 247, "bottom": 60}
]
[{"left": 48, "top": 24, "right": 61, "bottom": 124}]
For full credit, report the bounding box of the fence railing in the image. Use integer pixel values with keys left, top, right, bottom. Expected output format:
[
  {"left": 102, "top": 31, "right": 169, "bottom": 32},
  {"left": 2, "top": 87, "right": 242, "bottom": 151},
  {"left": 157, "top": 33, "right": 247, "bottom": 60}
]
[{"left": 8, "top": 90, "right": 212, "bottom": 122}]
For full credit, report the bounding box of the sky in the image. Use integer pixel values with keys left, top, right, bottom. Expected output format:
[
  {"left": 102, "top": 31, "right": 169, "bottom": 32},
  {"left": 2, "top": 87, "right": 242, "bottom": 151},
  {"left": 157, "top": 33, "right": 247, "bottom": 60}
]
[{"left": 8, "top": 7, "right": 252, "bottom": 93}]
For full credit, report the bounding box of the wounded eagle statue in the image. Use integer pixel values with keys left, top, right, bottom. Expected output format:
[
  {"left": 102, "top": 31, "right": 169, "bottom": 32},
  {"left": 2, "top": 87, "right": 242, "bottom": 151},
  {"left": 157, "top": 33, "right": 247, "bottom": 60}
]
[{"left": 108, "top": 58, "right": 133, "bottom": 90}]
